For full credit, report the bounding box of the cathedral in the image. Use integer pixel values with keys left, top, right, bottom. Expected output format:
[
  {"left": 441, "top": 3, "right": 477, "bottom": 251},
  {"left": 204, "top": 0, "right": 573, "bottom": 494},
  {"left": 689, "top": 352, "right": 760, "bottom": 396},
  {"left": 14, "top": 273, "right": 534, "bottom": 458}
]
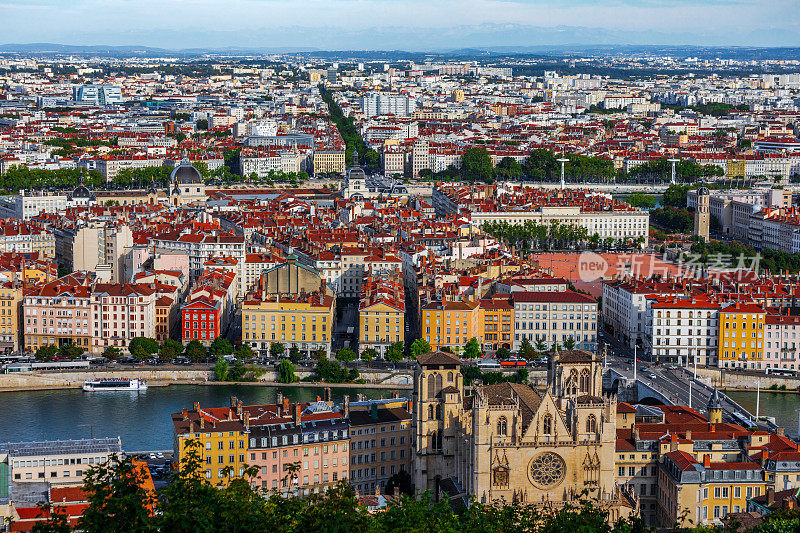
[{"left": 412, "top": 350, "right": 632, "bottom": 517}]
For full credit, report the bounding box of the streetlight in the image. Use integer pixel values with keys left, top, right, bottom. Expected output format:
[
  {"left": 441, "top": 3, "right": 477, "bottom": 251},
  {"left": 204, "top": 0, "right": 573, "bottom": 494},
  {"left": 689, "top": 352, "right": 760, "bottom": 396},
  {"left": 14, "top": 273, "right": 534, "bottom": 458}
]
[
  {"left": 557, "top": 158, "right": 569, "bottom": 189},
  {"left": 667, "top": 158, "right": 680, "bottom": 185},
  {"left": 633, "top": 345, "right": 637, "bottom": 382}
]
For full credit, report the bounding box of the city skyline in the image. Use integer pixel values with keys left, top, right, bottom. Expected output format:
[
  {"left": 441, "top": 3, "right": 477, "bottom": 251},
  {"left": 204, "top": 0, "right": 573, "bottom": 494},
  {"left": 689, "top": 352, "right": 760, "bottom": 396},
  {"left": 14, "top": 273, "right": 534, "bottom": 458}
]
[{"left": 1, "top": 0, "right": 799, "bottom": 49}]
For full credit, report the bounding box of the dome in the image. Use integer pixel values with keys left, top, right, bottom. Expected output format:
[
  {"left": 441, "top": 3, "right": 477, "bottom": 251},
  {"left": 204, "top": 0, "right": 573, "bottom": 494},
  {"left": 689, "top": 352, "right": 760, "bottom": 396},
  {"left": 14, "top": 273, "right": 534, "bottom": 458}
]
[
  {"left": 697, "top": 186, "right": 710, "bottom": 196},
  {"left": 69, "top": 183, "right": 95, "bottom": 201},
  {"left": 170, "top": 159, "right": 202, "bottom": 184}
]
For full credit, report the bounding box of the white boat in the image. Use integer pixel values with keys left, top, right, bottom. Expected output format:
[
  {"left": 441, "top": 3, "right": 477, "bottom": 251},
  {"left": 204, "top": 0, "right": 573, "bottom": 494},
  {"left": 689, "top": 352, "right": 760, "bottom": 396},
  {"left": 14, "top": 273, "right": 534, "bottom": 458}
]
[{"left": 82, "top": 378, "right": 147, "bottom": 392}]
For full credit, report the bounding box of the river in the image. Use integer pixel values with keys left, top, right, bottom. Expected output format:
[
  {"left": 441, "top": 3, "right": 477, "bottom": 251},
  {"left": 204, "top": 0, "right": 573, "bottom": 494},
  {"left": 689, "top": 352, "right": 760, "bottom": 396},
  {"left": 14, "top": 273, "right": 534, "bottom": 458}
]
[
  {"left": 725, "top": 390, "right": 800, "bottom": 437},
  {"left": 0, "top": 384, "right": 391, "bottom": 451}
]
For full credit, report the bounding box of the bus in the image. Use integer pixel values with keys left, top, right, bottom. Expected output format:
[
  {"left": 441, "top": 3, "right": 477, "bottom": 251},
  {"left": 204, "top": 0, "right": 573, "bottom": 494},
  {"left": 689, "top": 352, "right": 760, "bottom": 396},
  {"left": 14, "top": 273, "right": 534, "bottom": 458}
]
[
  {"left": 765, "top": 367, "right": 797, "bottom": 376},
  {"left": 500, "top": 358, "right": 527, "bottom": 368}
]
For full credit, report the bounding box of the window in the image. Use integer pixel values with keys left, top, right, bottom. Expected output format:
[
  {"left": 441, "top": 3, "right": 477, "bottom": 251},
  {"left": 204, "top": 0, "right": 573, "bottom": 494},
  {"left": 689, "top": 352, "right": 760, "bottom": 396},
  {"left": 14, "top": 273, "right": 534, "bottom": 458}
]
[
  {"left": 543, "top": 414, "right": 553, "bottom": 435},
  {"left": 497, "top": 416, "right": 508, "bottom": 436},
  {"left": 586, "top": 415, "right": 597, "bottom": 434}
]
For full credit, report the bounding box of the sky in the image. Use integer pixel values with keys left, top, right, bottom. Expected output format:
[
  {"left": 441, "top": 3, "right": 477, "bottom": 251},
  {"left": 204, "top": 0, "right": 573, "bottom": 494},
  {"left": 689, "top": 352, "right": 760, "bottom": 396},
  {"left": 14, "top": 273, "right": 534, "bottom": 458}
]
[{"left": 1, "top": 0, "right": 799, "bottom": 50}]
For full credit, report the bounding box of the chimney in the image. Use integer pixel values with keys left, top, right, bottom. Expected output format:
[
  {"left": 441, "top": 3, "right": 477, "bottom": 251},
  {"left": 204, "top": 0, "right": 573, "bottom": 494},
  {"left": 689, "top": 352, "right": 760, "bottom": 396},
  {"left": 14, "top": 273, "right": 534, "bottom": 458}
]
[
  {"left": 703, "top": 455, "right": 711, "bottom": 468},
  {"left": 294, "top": 404, "right": 302, "bottom": 426},
  {"left": 767, "top": 486, "right": 775, "bottom": 506},
  {"left": 230, "top": 396, "right": 238, "bottom": 408},
  {"left": 344, "top": 395, "right": 350, "bottom": 418},
  {"left": 685, "top": 430, "right": 692, "bottom": 441},
  {"left": 193, "top": 401, "right": 200, "bottom": 411},
  {"left": 277, "top": 392, "right": 283, "bottom": 406},
  {"left": 200, "top": 417, "right": 205, "bottom": 429},
  {"left": 236, "top": 400, "right": 243, "bottom": 417},
  {"left": 243, "top": 411, "right": 250, "bottom": 429},
  {"left": 324, "top": 387, "right": 332, "bottom": 403},
  {"left": 282, "top": 396, "right": 290, "bottom": 416},
  {"left": 777, "top": 427, "right": 785, "bottom": 437}
]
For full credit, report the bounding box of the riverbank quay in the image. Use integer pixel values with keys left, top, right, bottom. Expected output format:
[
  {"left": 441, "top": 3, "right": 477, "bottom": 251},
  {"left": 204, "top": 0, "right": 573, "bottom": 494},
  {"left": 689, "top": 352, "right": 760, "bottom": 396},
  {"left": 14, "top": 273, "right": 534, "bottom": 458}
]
[{"left": 0, "top": 367, "right": 413, "bottom": 392}]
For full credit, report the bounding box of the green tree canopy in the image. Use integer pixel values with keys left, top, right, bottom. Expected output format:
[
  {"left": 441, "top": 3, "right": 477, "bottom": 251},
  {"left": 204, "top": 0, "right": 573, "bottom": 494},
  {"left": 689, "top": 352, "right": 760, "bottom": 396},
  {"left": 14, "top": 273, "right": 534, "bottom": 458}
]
[
  {"left": 335, "top": 347, "right": 356, "bottom": 363},
  {"left": 277, "top": 359, "right": 298, "bottom": 383},
  {"left": 270, "top": 342, "right": 285, "bottom": 359},
  {"left": 463, "top": 337, "right": 481, "bottom": 359},
  {"left": 385, "top": 342, "right": 405, "bottom": 363},
  {"left": 410, "top": 338, "right": 432, "bottom": 358},
  {"left": 209, "top": 337, "right": 234, "bottom": 357},
  {"left": 184, "top": 340, "right": 207, "bottom": 362}
]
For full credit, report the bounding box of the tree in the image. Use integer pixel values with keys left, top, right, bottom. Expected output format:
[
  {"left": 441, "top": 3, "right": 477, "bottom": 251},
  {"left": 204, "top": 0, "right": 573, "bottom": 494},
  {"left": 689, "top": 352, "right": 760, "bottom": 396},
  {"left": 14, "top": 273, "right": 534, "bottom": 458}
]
[
  {"left": 461, "top": 147, "right": 493, "bottom": 182},
  {"left": 77, "top": 456, "right": 155, "bottom": 533},
  {"left": 495, "top": 156, "right": 522, "bottom": 180},
  {"left": 335, "top": 347, "right": 356, "bottom": 363},
  {"left": 59, "top": 342, "right": 84, "bottom": 360},
  {"left": 103, "top": 346, "right": 121, "bottom": 361},
  {"left": 315, "top": 359, "right": 350, "bottom": 383},
  {"left": 564, "top": 338, "right": 576, "bottom": 351},
  {"left": 360, "top": 348, "right": 377, "bottom": 362},
  {"left": 128, "top": 337, "right": 159, "bottom": 361},
  {"left": 311, "top": 348, "right": 327, "bottom": 361},
  {"left": 209, "top": 337, "right": 234, "bottom": 358},
  {"left": 496, "top": 347, "right": 512, "bottom": 360},
  {"left": 384, "top": 469, "right": 413, "bottom": 496},
  {"left": 519, "top": 338, "right": 536, "bottom": 360},
  {"left": 410, "top": 338, "right": 432, "bottom": 358},
  {"left": 184, "top": 340, "right": 206, "bottom": 362},
  {"left": 288, "top": 346, "right": 301, "bottom": 363},
  {"left": 269, "top": 342, "right": 285, "bottom": 359},
  {"left": 463, "top": 337, "right": 481, "bottom": 359},
  {"left": 160, "top": 339, "right": 183, "bottom": 361},
  {"left": 277, "top": 359, "right": 297, "bottom": 383},
  {"left": 35, "top": 345, "right": 58, "bottom": 362},
  {"left": 235, "top": 344, "right": 254, "bottom": 361},
  {"left": 214, "top": 357, "right": 229, "bottom": 381},
  {"left": 385, "top": 342, "right": 405, "bottom": 363}
]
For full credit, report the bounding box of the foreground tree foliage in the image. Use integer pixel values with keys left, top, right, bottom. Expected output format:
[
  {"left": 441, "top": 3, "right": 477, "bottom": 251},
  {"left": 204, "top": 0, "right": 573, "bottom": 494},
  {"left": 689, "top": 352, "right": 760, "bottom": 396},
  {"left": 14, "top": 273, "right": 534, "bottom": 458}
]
[{"left": 30, "top": 440, "right": 798, "bottom": 532}]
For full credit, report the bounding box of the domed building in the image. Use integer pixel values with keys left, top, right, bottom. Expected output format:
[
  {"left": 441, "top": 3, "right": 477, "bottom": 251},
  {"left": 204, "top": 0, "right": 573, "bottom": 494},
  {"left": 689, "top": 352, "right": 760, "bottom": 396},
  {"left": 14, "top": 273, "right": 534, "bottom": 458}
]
[
  {"left": 67, "top": 179, "right": 97, "bottom": 208},
  {"left": 167, "top": 159, "right": 207, "bottom": 207}
]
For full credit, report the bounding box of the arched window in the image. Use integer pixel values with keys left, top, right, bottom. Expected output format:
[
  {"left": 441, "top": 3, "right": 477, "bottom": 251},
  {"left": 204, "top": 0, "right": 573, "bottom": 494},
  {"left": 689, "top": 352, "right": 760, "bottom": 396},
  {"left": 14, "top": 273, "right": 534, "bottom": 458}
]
[
  {"left": 427, "top": 374, "right": 435, "bottom": 398},
  {"left": 427, "top": 404, "right": 434, "bottom": 420},
  {"left": 497, "top": 416, "right": 508, "bottom": 436},
  {"left": 579, "top": 369, "right": 590, "bottom": 394},
  {"left": 435, "top": 404, "right": 442, "bottom": 420},
  {"left": 568, "top": 369, "right": 578, "bottom": 395},
  {"left": 447, "top": 371, "right": 454, "bottom": 382},
  {"left": 543, "top": 414, "right": 553, "bottom": 435},
  {"left": 430, "top": 431, "right": 438, "bottom": 450},
  {"left": 435, "top": 373, "right": 443, "bottom": 393},
  {"left": 586, "top": 415, "right": 597, "bottom": 434}
]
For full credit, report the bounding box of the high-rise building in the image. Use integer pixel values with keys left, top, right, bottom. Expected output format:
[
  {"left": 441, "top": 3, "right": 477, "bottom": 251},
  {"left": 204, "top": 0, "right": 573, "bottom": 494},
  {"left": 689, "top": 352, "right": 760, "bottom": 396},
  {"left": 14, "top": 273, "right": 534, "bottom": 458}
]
[
  {"left": 72, "top": 84, "right": 123, "bottom": 105},
  {"left": 360, "top": 93, "right": 417, "bottom": 118}
]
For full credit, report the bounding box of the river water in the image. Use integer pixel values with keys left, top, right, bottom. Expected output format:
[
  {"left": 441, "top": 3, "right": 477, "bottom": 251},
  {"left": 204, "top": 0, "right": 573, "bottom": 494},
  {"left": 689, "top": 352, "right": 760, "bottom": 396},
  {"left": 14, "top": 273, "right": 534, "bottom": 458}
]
[
  {"left": 726, "top": 390, "right": 800, "bottom": 437},
  {"left": 0, "top": 385, "right": 391, "bottom": 451}
]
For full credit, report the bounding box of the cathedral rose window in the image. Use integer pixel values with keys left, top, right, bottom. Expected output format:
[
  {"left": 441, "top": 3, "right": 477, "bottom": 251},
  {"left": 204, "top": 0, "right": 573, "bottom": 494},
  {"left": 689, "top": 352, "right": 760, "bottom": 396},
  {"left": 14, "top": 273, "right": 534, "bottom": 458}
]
[{"left": 528, "top": 452, "right": 566, "bottom": 488}]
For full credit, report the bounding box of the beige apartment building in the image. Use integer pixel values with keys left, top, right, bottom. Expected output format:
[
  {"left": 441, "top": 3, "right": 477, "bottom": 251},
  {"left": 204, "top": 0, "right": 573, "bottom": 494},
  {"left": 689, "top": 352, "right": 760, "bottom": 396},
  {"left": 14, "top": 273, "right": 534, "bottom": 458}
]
[{"left": 0, "top": 438, "right": 121, "bottom": 487}]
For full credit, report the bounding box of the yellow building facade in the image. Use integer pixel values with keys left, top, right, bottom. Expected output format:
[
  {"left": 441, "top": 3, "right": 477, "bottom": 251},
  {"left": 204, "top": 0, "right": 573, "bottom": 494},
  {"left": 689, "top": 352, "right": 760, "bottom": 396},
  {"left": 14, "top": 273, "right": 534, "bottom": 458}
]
[
  {"left": 719, "top": 302, "right": 765, "bottom": 370},
  {"left": 313, "top": 151, "right": 346, "bottom": 175},
  {"left": 420, "top": 299, "right": 480, "bottom": 353},
  {"left": 0, "top": 282, "right": 21, "bottom": 351},
  {"left": 242, "top": 291, "right": 335, "bottom": 357},
  {"left": 479, "top": 297, "right": 514, "bottom": 351},
  {"left": 659, "top": 451, "right": 766, "bottom": 527},
  {"left": 172, "top": 401, "right": 249, "bottom": 487}
]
